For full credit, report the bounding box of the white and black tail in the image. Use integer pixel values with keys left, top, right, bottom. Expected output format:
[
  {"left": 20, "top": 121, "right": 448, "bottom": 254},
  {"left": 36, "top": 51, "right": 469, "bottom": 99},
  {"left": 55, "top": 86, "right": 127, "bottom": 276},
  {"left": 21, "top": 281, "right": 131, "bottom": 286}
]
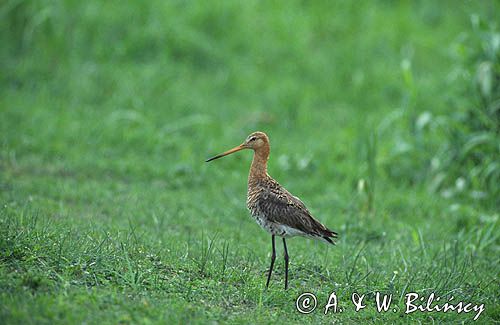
[{"left": 320, "top": 229, "right": 338, "bottom": 245}]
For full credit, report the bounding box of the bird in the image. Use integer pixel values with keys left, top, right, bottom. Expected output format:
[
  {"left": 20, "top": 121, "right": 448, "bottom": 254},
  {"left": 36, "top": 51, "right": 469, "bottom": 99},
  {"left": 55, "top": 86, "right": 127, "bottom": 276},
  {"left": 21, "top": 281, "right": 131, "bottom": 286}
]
[{"left": 205, "top": 131, "right": 337, "bottom": 289}]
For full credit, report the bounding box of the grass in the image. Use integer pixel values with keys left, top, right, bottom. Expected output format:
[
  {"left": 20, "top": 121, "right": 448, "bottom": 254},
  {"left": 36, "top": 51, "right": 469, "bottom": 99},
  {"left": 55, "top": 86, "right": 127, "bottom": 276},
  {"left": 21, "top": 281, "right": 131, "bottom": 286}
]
[{"left": 1, "top": 0, "right": 499, "bottom": 323}]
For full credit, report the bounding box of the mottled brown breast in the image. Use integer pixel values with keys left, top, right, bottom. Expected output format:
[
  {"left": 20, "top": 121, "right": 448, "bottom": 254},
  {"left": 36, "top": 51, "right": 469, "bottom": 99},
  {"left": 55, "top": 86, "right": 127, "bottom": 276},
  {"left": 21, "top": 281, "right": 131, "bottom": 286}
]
[{"left": 246, "top": 178, "right": 264, "bottom": 218}]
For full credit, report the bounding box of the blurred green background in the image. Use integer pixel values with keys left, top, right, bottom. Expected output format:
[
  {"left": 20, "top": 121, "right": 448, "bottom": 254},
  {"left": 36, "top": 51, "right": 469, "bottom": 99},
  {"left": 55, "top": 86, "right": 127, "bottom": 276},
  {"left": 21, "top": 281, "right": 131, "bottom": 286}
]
[{"left": 1, "top": 1, "right": 499, "bottom": 323}]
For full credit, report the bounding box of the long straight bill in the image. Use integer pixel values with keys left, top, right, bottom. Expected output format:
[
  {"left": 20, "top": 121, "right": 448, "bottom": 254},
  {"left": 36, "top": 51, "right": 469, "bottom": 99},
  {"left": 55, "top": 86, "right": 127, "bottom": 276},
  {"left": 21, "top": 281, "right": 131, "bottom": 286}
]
[{"left": 205, "top": 145, "right": 245, "bottom": 162}]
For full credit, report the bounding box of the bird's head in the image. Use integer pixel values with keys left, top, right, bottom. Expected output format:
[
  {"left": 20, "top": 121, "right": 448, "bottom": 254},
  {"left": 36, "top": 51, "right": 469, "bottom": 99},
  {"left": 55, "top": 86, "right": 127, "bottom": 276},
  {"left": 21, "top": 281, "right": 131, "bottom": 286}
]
[
  {"left": 206, "top": 131, "right": 269, "bottom": 162},
  {"left": 242, "top": 131, "right": 269, "bottom": 150}
]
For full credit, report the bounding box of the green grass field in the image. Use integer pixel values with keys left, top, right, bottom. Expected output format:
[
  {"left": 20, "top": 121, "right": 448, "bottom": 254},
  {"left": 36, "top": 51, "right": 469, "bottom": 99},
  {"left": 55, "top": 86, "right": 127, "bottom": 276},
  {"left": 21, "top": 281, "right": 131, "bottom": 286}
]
[{"left": 1, "top": 1, "right": 499, "bottom": 323}]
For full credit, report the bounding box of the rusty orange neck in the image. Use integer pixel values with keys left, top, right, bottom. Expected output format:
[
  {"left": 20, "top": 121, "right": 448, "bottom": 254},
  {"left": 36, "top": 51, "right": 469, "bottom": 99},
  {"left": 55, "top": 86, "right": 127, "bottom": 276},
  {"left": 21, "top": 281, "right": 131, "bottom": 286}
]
[{"left": 249, "top": 146, "right": 270, "bottom": 181}]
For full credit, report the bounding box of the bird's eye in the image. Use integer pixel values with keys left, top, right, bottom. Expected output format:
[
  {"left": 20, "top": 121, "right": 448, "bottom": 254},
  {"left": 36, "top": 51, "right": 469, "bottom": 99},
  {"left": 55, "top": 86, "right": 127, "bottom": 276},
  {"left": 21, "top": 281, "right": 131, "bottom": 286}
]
[{"left": 249, "top": 136, "right": 257, "bottom": 142}]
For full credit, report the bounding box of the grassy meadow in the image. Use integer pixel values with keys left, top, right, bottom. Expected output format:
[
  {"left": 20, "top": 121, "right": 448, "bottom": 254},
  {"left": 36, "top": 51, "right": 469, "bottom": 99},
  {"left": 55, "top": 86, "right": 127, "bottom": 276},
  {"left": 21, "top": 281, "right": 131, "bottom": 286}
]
[{"left": 1, "top": 1, "right": 499, "bottom": 323}]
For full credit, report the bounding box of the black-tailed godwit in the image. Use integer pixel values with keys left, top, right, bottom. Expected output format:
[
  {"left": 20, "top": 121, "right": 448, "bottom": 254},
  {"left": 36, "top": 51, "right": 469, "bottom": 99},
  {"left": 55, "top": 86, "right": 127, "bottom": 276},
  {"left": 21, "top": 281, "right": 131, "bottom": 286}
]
[{"left": 206, "top": 131, "right": 337, "bottom": 289}]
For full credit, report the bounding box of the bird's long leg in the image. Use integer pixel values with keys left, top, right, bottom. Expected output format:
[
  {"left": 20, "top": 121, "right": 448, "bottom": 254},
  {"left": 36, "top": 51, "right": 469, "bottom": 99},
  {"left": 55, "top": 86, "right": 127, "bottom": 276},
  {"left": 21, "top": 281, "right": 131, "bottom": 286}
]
[
  {"left": 283, "top": 238, "right": 289, "bottom": 290},
  {"left": 266, "top": 235, "right": 276, "bottom": 288}
]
